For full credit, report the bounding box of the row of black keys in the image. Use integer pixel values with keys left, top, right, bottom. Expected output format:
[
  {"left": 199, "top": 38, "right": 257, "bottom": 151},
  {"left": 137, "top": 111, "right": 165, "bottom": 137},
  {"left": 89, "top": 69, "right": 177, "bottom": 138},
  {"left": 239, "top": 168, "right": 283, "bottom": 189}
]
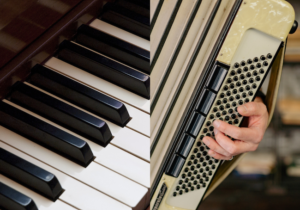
[
  {"left": 64, "top": 26, "right": 150, "bottom": 99},
  {"left": 0, "top": 1, "right": 151, "bottom": 209},
  {"left": 0, "top": 148, "right": 62, "bottom": 210},
  {"left": 0, "top": 64, "right": 129, "bottom": 167},
  {"left": 0, "top": 26, "right": 151, "bottom": 169},
  {"left": 100, "top": 0, "right": 150, "bottom": 40},
  {"left": 166, "top": 63, "right": 229, "bottom": 177},
  {"left": 0, "top": 21, "right": 151, "bottom": 168}
]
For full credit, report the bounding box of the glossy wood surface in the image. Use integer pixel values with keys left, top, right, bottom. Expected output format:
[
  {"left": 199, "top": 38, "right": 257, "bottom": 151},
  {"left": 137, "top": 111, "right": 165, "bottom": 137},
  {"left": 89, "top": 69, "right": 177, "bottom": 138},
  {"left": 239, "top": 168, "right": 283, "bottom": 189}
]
[
  {"left": 0, "top": 0, "right": 82, "bottom": 69},
  {"left": 0, "top": 0, "right": 106, "bottom": 99}
]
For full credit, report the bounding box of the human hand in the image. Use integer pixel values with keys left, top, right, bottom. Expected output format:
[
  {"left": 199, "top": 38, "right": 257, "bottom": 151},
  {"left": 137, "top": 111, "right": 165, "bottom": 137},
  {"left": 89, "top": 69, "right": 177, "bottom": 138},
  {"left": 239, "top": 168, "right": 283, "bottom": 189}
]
[{"left": 202, "top": 97, "right": 269, "bottom": 160}]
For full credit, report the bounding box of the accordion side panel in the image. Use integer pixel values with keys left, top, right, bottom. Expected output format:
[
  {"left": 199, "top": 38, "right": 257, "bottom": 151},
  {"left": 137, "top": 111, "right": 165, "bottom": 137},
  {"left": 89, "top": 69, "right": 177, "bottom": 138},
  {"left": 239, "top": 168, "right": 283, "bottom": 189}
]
[
  {"left": 217, "top": 0, "right": 295, "bottom": 65},
  {"left": 151, "top": 0, "right": 180, "bottom": 61},
  {"left": 150, "top": 0, "right": 233, "bottom": 185},
  {"left": 150, "top": 0, "right": 217, "bottom": 137},
  {"left": 150, "top": 0, "right": 199, "bottom": 99}
]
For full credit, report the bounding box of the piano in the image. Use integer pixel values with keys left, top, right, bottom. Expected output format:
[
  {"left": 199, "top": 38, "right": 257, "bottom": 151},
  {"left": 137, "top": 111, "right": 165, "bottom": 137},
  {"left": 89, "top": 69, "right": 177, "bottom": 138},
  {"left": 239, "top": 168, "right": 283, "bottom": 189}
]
[{"left": 0, "top": 0, "right": 150, "bottom": 210}]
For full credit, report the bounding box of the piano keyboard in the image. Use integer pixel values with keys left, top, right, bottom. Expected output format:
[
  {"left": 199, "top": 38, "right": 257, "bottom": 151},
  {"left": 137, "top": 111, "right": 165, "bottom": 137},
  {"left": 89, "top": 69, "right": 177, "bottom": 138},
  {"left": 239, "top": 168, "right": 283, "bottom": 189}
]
[{"left": 0, "top": 1, "right": 150, "bottom": 210}]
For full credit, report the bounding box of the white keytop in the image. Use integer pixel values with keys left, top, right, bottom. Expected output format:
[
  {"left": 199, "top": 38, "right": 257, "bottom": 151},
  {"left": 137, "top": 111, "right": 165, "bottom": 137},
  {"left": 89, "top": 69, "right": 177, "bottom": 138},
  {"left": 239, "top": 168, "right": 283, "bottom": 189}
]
[
  {"left": 0, "top": 142, "right": 132, "bottom": 210},
  {"left": 3, "top": 99, "right": 149, "bottom": 188},
  {"left": 0, "top": 118, "right": 147, "bottom": 208}
]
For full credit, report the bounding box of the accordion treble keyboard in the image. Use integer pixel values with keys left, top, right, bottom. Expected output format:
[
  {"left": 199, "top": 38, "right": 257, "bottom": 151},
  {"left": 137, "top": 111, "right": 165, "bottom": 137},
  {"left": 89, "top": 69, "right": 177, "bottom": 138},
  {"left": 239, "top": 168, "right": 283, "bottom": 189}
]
[{"left": 0, "top": 1, "right": 150, "bottom": 210}]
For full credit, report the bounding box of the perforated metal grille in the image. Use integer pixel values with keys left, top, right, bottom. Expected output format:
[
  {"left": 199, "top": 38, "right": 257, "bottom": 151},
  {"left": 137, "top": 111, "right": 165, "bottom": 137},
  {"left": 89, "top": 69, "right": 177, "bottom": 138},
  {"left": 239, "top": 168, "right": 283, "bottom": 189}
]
[{"left": 173, "top": 54, "right": 272, "bottom": 197}]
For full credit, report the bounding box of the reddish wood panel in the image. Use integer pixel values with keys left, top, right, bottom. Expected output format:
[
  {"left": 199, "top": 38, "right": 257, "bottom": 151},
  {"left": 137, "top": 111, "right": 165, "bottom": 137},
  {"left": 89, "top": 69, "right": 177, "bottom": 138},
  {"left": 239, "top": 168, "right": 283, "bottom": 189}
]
[
  {"left": 0, "top": 0, "right": 105, "bottom": 99},
  {"left": 0, "top": 0, "right": 82, "bottom": 68}
]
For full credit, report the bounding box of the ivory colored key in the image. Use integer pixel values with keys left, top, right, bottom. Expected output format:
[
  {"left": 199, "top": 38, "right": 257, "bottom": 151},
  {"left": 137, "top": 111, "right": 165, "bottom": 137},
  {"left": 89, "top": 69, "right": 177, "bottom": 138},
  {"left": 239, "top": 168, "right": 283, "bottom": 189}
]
[
  {"left": 0, "top": 101, "right": 94, "bottom": 167},
  {"left": 45, "top": 57, "right": 150, "bottom": 113},
  {"left": 0, "top": 126, "right": 148, "bottom": 207},
  {"left": 0, "top": 142, "right": 133, "bottom": 210},
  {"left": 90, "top": 19, "right": 149, "bottom": 51},
  {"left": 29, "top": 64, "right": 131, "bottom": 127},
  {"left": 0, "top": 175, "right": 75, "bottom": 210},
  {"left": 75, "top": 24, "right": 150, "bottom": 74},
  {"left": 56, "top": 41, "right": 150, "bottom": 99},
  {"left": 0, "top": 148, "right": 63, "bottom": 201},
  {"left": 3, "top": 99, "right": 149, "bottom": 188},
  {"left": 10, "top": 82, "right": 113, "bottom": 146},
  {"left": 0, "top": 182, "right": 38, "bottom": 210}
]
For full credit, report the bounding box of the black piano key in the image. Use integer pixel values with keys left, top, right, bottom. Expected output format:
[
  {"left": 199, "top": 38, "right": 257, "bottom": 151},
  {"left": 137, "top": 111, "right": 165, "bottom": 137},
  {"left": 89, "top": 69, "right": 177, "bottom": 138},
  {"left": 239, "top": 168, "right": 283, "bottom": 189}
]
[
  {"left": 165, "top": 154, "right": 185, "bottom": 178},
  {"left": 175, "top": 134, "right": 195, "bottom": 158},
  {"left": 100, "top": 4, "right": 150, "bottom": 40},
  {"left": 196, "top": 89, "right": 216, "bottom": 115},
  {"left": 29, "top": 65, "right": 130, "bottom": 127},
  {"left": 0, "top": 148, "right": 63, "bottom": 201},
  {"left": 0, "top": 102, "right": 94, "bottom": 167},
  {"left": 10, "top": 82, "right": 113, "bottom": 147},
  {"left": 0, "top": 182, "right": 38, "bottom": 210},
  {"left": 116, "top": 0, "right": 150, "bottom": 17},
  {"left": 57, "top": 41, "right": 150, "bottom": 99},
  {"left": 122, "top": 0, "right": 150, "bottom": 10},
  {"left": 206, "top": 63, "right": 229, "bottom": 92},
  {"left": 186, "top": 112, "right": 206, "bottom": 137},
  {"left": 75, "top": 24, "right": 150, "bottom": 74}
]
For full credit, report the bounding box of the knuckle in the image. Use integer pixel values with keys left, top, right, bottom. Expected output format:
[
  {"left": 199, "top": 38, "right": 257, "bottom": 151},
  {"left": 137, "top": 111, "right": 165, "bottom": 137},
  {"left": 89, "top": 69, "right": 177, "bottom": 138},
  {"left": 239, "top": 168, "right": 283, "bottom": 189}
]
[
  {"left": 247, "top": 103, "right": 256, "bottom": 112},
  {"left": 218, "top": 123, "right": 226, "bottom": 132},
  {"left": 235, "top": 129, "right": 243, "bottom": 140},
  {"left": 227, "top": 145, "right": 236, "bottom": 155}
]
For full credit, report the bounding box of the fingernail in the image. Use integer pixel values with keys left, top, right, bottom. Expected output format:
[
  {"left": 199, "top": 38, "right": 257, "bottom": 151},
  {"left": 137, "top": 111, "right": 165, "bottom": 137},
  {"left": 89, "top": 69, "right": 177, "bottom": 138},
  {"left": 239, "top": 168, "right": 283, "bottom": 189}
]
[
  {"left": 208, "top": 150, "right": 215, "bottom": 157},
  {"left": 213, "top": 120, "right": 221, "bottom": 128},
  {"left": 214, "top": 129, "right": 219, "bottom": 136},
  {"left": 239, "top": 105, "right": 247, "bottom": 113},
  {"left": 203, "top": 138, "right": 210, "bottom": 146}
]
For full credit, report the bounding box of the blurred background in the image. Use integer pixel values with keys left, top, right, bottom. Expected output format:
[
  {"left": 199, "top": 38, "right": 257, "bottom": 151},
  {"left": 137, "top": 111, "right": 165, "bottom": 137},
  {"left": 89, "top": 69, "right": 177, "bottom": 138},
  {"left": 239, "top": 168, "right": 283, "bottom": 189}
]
[{"left": 201, "top": 1, "right": 300, "bottom": 209}]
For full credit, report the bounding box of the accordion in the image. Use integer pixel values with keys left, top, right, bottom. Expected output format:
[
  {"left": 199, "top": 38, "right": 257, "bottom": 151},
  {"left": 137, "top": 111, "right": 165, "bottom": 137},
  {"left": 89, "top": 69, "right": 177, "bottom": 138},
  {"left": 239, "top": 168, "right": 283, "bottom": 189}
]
[{"left": 150, "top": 0, "right": 297, "bottom": 210}]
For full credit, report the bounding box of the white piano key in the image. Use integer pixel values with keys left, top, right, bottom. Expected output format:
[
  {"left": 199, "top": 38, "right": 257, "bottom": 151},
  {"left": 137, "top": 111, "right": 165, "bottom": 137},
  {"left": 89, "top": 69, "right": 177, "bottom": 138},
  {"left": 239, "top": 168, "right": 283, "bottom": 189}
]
[
  {"left": 90, "top": 19, "right": 150, "bottom": 52},
  {"left": 3, "top": 99, "right": 149, "bottom": 188},
  {"left": 0, "top": 175, "right": 75, "bottom": 210},
  {"left": 45, "top": 57, "right": 150, "bottom": 113},
  {"left": 0, "top": 122, "right": 147, "bottom": 208},
  {"left": 95, "top": 145, "right": 150, "bottom": 187},
  {"left": 24, "top": 82, "right": 150, "bottom": 162},
  {"left": 0, "top": 142, "right": 132, "bottom": 210},
  {"left": 111, "top": 127, "right": 150, "bottom": 162},
  {"left": 126, "top": 105, "right": 150, "bottom": 137}
]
